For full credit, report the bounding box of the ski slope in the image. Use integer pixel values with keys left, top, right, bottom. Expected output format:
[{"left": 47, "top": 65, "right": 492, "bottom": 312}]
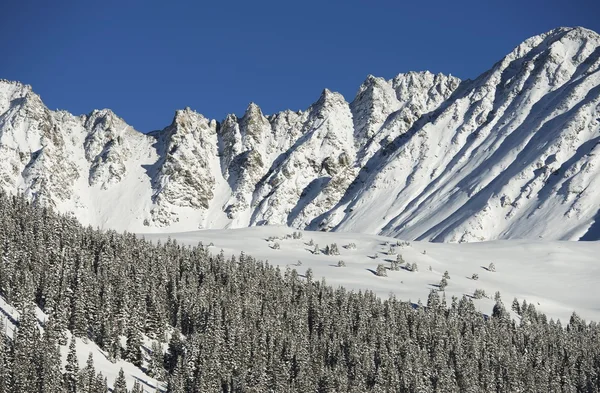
[{"left": 144, "top": 226, "right": 600, "bottom": 323}]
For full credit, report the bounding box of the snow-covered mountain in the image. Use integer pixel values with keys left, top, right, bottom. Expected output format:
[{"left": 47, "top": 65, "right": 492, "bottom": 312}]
[{"left": 1, "top": 26, "right": 599, "bottom": 242}]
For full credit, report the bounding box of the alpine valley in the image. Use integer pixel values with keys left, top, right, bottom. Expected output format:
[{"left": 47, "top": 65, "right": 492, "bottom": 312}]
[{"left": 2, "top": 26, "right": 600, "bottom": 242}]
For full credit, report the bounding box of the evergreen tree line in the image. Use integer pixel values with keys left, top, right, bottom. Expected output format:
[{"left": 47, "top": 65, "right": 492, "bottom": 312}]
[{"left": 0, "top": 191, "right": 600, "bottom": 392}]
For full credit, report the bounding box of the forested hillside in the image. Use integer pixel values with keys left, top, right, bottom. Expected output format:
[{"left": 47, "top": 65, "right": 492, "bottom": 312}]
[{"left": 1, "top": 192, "right": 600, "bottom": 392}]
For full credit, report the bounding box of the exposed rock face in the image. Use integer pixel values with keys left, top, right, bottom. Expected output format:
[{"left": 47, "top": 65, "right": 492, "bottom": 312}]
[
  {"left": 149, "top": 108, "right": 220, "bottom": 226},
  {"left": 0, "top": 27, "right": 599, "bottom": 241}
]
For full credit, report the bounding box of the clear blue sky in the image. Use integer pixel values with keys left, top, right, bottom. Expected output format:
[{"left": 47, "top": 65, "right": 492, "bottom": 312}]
[{"left": 1, "top": 0, "right": 598, "bottom": 132}]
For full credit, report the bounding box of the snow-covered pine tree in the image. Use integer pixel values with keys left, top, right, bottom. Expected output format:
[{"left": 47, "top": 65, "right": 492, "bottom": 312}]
[
  {"left": 77, "top": 352, "right": 96, "bottom": 393},
  {"left": 131, "top": 381, "right": 144, "bottom": 393},
  {"left": 148, "top": 341, "right": 165, "bottom": 379},
  {"left": 0, "top": 319, "right": 11, "bottom": 393},
  {"left": 12, "top": 302, "right": 40, "bottom": 393},
  {"left": 125, "top": 326, "right": 143, "bottom": 367},
  {"left": 112, "top": 368, "right": 128, "bottom": 393},
  {"left": 38, "top": 317, "right": 64, "bottom": 393},
  {"left": 64, "top": 336, "right": 79, "bottom": 393}
]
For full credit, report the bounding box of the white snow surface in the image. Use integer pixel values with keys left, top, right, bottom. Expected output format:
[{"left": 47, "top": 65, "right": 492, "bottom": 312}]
[
  {"left": 143, "top": 226, "right": 600, "bottom": 324},
  {"left": 2, "top": 27, "right": 599, "bottom": 242}
]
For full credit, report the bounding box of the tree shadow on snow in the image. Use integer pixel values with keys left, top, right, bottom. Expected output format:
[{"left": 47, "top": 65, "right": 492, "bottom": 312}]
[
  {"left": 132, "top": 375, "right": 163, "bottom": 392},
  {"left": 366, "top": 268, "right": 379, "bottom": 276}
]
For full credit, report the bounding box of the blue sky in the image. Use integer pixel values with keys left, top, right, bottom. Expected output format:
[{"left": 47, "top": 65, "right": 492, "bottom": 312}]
[{"left": 1, "top": 0, "right": 598, "bottom": 132}]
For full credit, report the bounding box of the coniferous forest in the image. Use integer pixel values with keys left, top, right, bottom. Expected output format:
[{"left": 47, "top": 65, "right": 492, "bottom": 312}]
[{"left": 1, "top": 190, "right": 600, "bottom": 392}]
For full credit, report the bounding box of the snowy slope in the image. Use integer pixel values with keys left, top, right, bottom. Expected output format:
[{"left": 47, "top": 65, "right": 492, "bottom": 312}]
[
  {"left": 319, "top": 27, "right": 600, "bottom": 242},
  {"left": 0, "top": 27, "right": 599, "bottom": 242},
  {"left": 143, "top": 226, "right": 600, "bottom": 324}
]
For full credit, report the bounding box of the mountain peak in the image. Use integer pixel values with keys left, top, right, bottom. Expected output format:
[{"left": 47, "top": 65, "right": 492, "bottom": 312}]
[
  {"left": 315, "top": 88, "right": 346, "bottom": 109},
  {"left": 0, "top": 27, "right": 599, "bottom": 241},
  {"left": 243, "top": 102, "right": 263, "bottom": 118}
]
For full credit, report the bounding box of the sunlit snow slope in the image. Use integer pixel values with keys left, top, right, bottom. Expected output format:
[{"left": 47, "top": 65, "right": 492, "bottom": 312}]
[
  {"left": 0, "top": 27, "right": 599, "bottom": 241},
  {"left": 143, "top": 226, "right": 600, "bottom": 324}
]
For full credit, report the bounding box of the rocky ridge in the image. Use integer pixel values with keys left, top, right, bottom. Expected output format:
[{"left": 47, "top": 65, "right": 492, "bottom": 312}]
[{"left": 0, "top": 26, "right": 598, "bottom": 242}]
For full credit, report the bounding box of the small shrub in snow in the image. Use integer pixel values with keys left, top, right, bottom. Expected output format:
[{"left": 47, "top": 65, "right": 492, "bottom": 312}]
[
  {"left": 271, "top": 242, "right": 280, "bottom": 250},
  {"left": 390, "top": 255, "right": 402, "bottom": 271},
  {"left": 494, "top": 291, "right": 501, "bottom": 302},
  {"left": 471, "top": 273, "right": 479, "bottom": 280},
  {"left": 313, "top": 244, "right": 320, "bottom": 255},
  {"left": 337, "top": 260, "right": 346, "bottom": 267},
  {"left": 325, "top": 243, "right": 340, "bottom": 256},
  {"left": 443, "top": 270, "right": 451, "bottom": 280},
  {"left": 422, "top": 250, "right": 427, "bottom": 255},
  {"left": 439, "top": 277, "right": 448, "bottom": 291},
  {"left": 308, "top": 239, "right": 314, "bottom": 246},
  {"left": 488, "top": 262, "right": 496, "bottom": 272},
  {"left": 376, "top": 264, "right": 387, "bottom": 277},
  {"left": 387, "top": 246, "right": 396, "bottom": 255},
  {"left": 345, "top": 242, "right": 357, "bottom": 250},
  {"left": 411, "top": 262, "right": 418, "bottom": 272},
  {"left": 292, "top": 231, "right": 303, "bottom": 239},
  {"left": 396, "top": 240, "right": 411, "bottom": 247},
  {"left": 473, "top": 289, "right": 487, "bottom": 299},
  {"left": 428, "top": 265, "right": 433, "bottom": 272},
  {"left": 208, "top": 242, "right": 215, "bottom": 247},
  {"left": 296, "top": 260, "right": 302, "bottom": 266}
]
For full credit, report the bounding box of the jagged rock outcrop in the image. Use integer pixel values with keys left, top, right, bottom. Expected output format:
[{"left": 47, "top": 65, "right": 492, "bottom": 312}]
[
  {"left": 0, "top": 27, "right": 599, "bottom": 242},
  {"left": 150, "top": 108, "right": 219, "bottom": 225}
]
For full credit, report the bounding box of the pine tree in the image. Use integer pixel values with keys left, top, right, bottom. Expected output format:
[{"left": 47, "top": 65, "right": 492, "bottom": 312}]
[
  {"left": 13, "top": 302, "right": 40, "bottom": 393},
  {"left": 64, "top": 336, "right": 79, "bottom": 393},
  {"left": 112, "top": 368, "right": 128, "bottom": 393},
  {"left": 165, "top": 330, "right": 184, "bottom": 374},
  {"left": 125, "top": 326, "right": 143, "bottom": 367},
  {"left": 93, "top": 372, "right": 108, "bottom": 393},
  {"left": 511, "top": 298, "right": 521, "bottom": 315},
  {"left": 147, "top": 341, "right": 165, "bottom": 379},
  {"left": 78, "top": 352, "right": 96, "bottom": 393},
  {"left": 131, "top": 381, "right": 144, "bottom": 393},
  {"left": 391, "top": 254, "right": 403, "bottom": 271},
  {"left": 38, "top": 317, "right": 64, "bottom": 393},
  {"left": 0, "top": 320, "right": 11, "bottom": 393},
  {"left": 439, "top": 277, "right": 448, "bottom": 291}
]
